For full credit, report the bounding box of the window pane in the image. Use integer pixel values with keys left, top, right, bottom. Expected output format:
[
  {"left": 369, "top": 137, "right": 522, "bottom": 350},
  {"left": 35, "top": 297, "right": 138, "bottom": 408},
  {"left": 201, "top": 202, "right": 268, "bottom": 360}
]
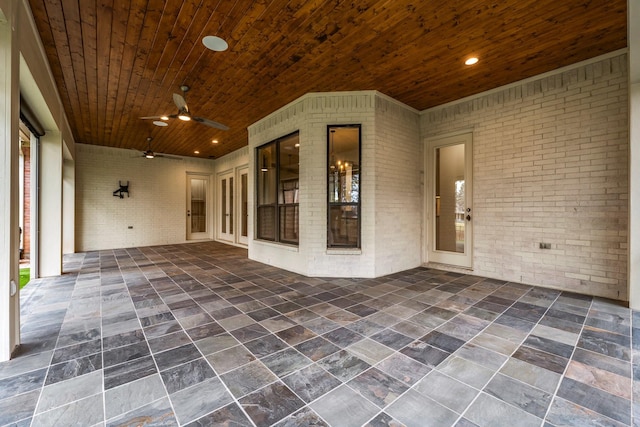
[
  {"left": 435, "top": 143, "right": 465, "bottom": 253},
  {"left": 257, "top": 205, "right": 276, "bottom": 240},
  {"left": 279, "top": 205, "right": 299, "bottom": 243},
  {"left": 328, "top": 127, "right": 359, "bottom": 203},
  {"left": 221, "top": 179, "right": 226, "bottom": 233},
  {"left": 328, "top": 205, "right": 358, "bottom": 246},
  {"left": 279, "top": 134, "right": 299, "bottom": 204},
  {"left": 328, "top": 125, "right": 360, "bottom": 248},
  {"left": 257, "top": 142, "right": 276, "bottom": 241},
  {"left": 190, "top": 178, "right": 206, "bottom": 233},
  {"left": 256, "top": 132, "right": 299, "bottom": 246},
  {"left": 257, "top": 144, "right": 276, "bottom": 205},
  {"left": 241, "top": 173, "right": 248, "bottom": 237},
  {"left": 229, "top": 177, "right": 234, "bottom": 234}
]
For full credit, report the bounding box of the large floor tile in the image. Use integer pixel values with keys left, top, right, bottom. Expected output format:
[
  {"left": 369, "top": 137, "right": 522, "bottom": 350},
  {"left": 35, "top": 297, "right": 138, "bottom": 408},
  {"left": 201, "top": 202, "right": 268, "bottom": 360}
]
[
  {"left": 311, "top": 384, "right": 379, "bottom": 427},
  {"left": 169, "top": 377, "right": 234, "bottom": 425},
  {"left": 386, "top": 389, "right": 459, "bottom": 427},
  {"left": 239, "top": 381, "right": 305, "bottom": 427},
  {"left": 2, "top": 241, "right": 638, "bottom": 426}
]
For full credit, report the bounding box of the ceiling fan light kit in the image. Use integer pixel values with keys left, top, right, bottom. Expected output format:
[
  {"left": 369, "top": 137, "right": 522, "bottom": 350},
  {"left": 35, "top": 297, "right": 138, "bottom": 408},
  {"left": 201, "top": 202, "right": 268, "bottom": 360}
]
[
  {"left": 141, "top": 84, "right": 228, "bottom": 131},
  {"left": 134, "top": 136, "right": 179, "bottom": 160}
]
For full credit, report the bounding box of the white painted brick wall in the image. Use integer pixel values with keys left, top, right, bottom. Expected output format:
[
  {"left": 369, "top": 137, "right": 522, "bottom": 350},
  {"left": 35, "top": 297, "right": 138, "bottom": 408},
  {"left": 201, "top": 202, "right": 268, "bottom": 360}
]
[
  {"left": 373, "top": 95, "right": 422, "bottom": 276},
  {"left": 248, "top": 91, "right": 422, "bottom": 278},
  {"left": 422, "top": 53, "right": 629, "bottom": 300},
  {"left": 75, "top": 144, "right": 215, "bottom": 251}
]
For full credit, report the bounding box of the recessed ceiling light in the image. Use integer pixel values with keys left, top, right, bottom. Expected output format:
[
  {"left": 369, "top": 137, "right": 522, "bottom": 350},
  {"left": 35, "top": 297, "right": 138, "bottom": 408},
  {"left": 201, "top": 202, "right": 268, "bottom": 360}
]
[
  {"left": 212, "top": 139, "right": 219, "bottom": 144},
  {"left": 202, "top": 36, "right": 228, "bottom": 52},
  {"left": 465, "top": 57, "right": 479, "bottom": 66},
  {"left": 194, "top": 150, "right": 200, "bottom": 154},
  {"left": 153, "top": 121, "right": 168, "bottom": 127}
]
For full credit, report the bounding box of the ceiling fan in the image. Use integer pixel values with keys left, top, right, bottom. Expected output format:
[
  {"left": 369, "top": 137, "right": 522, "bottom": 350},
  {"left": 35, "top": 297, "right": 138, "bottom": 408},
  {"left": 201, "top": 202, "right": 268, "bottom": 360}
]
[
  {"left": 141, "top": 85, "right": 229, "bottom": 130},
  {"left": 133, "top": 137, "right": 181, "bottom": 160}
]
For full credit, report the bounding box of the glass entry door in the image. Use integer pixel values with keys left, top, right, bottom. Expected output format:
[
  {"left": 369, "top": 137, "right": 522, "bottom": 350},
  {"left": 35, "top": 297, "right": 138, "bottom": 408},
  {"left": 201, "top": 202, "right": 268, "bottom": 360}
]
[
  {"left": 427, "top": 133, "right": 473, "bottom": 268},
  {"left": 218, "top": 171, "right": 234, "bottom": 242},
  {"left": 186, "top": 174, "right": 211, "bottom": 240}
]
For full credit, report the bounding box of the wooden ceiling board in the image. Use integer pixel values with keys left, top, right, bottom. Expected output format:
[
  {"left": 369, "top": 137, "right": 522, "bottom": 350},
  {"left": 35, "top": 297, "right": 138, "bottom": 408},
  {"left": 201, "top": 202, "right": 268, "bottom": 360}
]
[
  {"left": 77, "top": 0, "right": 97, "bottom": 143},
  {"left": 37, "top": 0, "right": 78, "bottom": 131},
  {"left": 103, "top": 0, "right": 129, "bottom": 144},
  {"left": 110, "top": 1, "right": 144, "bottom": 151},
  {"left": 26, "top": 0, "right": 627, "bottom": 159},
  {"left": 117, "top": 0, "right": 168, "bottom": 151}
]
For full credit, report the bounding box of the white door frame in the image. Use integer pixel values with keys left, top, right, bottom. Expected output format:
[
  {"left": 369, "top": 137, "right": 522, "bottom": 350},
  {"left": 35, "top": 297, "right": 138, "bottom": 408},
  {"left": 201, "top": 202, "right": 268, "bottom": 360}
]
[
  {"left": 186, "top": 172, "right": 212, "bottom": 240},
  {"left": 425, "top": 131, "right": 473, "bottom": 268}
]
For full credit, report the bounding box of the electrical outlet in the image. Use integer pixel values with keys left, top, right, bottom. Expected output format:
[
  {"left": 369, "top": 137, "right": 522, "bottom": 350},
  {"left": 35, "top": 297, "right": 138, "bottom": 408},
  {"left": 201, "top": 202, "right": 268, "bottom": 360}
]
[{"left": 539, "top": 242, "right": 551, "bottom": 249}]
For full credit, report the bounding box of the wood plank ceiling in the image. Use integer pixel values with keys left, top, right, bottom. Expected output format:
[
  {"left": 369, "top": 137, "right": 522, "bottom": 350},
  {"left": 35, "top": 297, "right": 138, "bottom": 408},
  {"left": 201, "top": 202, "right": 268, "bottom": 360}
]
[{"left": 27, "top": 0, "right": 627, "bottom": 159}]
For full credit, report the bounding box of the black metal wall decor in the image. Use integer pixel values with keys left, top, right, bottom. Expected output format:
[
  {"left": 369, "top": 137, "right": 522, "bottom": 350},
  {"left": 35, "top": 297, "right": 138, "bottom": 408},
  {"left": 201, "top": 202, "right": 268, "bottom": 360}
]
[{"left": 113, "top": 181, "right": 130, "bottom": 199}]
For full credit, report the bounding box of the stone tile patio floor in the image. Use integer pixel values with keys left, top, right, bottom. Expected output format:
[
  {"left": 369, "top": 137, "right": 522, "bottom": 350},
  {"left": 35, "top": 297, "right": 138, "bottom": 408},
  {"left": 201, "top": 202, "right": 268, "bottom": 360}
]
[{"left": 0, "top": 241, "right": 638, "bottom": 426}]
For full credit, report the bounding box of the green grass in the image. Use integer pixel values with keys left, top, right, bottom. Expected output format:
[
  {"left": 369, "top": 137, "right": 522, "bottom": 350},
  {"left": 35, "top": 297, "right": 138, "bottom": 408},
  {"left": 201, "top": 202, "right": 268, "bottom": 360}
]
[{"left": 19, "top": 268, "right": 30, "bottom": 289}]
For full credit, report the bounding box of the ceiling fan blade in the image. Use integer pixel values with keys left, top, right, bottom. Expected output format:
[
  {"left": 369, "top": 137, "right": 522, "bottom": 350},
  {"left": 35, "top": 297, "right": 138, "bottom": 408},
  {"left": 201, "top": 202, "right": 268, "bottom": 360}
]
[
  {"left": 154, "top": 153, "right": 183, "bottom": 160},
  {"left": 131, "top": 151, "right": 182, "bottom": 160},
  {"left": 192, "top": 116, "right": 229, "bottom": 131},
  {"left": 173, "top": 93, "right": 188, "bottom": 112},
  {"left": 140, "top": 115, "right": 165, "bottom": 120}
]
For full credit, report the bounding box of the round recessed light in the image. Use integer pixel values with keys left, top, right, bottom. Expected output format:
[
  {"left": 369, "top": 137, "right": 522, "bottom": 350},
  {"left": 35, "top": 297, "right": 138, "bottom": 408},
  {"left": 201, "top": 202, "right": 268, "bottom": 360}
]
[
  {"left": 212, "top": 139, "right": 219, "bottom": 144},
  {"left": 153, "top": 120, "right": 168, "bottom": 127},
  {"left": 194, "top": 150, "right": 200, "bottom": 154},
  {"left": 203, "top": 36, "right": 228, "bottom": 52},
  {"left": 465, "top": 57, "right": 479, "bottom": 66}
]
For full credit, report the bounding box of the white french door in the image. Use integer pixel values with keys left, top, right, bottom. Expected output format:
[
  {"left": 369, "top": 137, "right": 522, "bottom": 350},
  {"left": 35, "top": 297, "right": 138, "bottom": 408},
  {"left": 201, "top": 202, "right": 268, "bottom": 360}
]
[
  {"left": 427, "top": 132, "right": 473, "bottom": 268},
  {"left": 216, "top": 167, "right": 249, "bottom": 246},
  {"left": 186, "top": 174, "right": 211, "bottom": 240}
]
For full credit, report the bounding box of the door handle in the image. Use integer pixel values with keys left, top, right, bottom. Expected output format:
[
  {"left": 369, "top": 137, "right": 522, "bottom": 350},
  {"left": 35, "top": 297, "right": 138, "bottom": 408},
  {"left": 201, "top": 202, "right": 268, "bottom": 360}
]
[
  {"left": 466, "top": 215, "right": 471, "bottom": 221},
  {"left": 187, "top": 210, "right": 191, "bottom": 217}
]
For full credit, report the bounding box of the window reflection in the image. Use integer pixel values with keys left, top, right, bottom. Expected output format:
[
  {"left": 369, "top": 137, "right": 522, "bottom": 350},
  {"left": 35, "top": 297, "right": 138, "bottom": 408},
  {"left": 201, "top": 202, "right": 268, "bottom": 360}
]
[
  {"left": 256, "top": 132, "right": 299, "bottom": 244},
  {"left": 328, "top": 125, "right": 361, "bottom": 248}
]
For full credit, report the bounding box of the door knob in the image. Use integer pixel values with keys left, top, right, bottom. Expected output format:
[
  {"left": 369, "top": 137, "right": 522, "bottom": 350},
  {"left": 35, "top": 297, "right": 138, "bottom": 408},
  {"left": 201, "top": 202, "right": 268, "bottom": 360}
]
[{"left": 466, "top": 215, "right": 471, "bottom": 221}]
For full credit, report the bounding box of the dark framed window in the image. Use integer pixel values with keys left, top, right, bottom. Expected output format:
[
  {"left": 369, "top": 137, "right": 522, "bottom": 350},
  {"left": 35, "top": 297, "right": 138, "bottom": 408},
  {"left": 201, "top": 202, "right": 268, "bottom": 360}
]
[
  {"left": 327, "top": 125, "right": 361, "bottom": 248},
  {"left": 256, "top": 132, "right": 299, "bottom": 245}
]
